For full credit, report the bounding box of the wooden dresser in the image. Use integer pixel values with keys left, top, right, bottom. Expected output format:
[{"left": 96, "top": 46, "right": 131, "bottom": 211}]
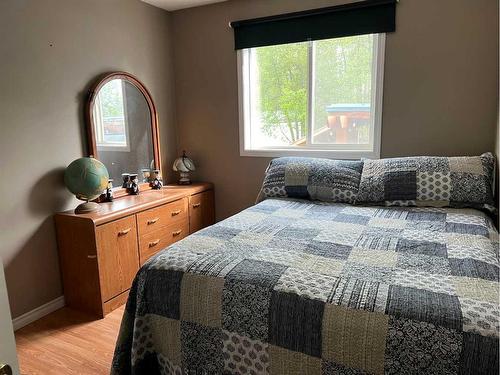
[{"left": 54, "top": 183, "right": 214, "bottom": 317}]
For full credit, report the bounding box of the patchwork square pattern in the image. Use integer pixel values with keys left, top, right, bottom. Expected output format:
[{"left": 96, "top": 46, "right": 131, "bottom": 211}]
[
  {"left": 459, "top": 297, "right": 500, "bottom": 338},
  {"left": 328, "top": 277, "right": 390, "bottom": 313},
  {"left": 417, "top": 171, "right": 451, "bottom": 201},
  {"left": 357, "top": 153, "right": 495, "bottom": 211},
  {"left": 148, "top": 315, "right": 181, "bottom": 365},
  {"left": 391, "top": 269, "right": 456, "bottom": 295},
  {"left": 449, "top": 156, "right": 484, "bottom": 174},
  {"left": 273, "top": 267, "right": 340, "bottom": 302},
  {"left": 198, "top": 226, "right": 241, "bottom": 240},
  {"left": 113, "top": 198, "right": 499, "bottom": 375},
  {"left": 342, "top": 262, "right": 393, "bottom": 284},
  {"left": 396, "top": 238, "right": 447, "bottom": 257},
  {"left": 315, "top": 223, "right": 364, "bottom": 246},
  {"left": 445, "top": 222, "right": 489, "bottom": 237},
  {"left": 143, "top": 269, "right": 184, "bottom": 319},
  {"left": 449, "top": 258, "right": 499, "bottom": 281},
  {"left": 460, "top": 332, "right": 499, "bottom": 374},
  {"left": 385, "top": 317, "right": 463, "bottom": 375},
  {"left": 157, "top": 354, "right": 181, "bottom": 375},
  {"left": 385, "top": 286, "right": 462, "bottom": 330},
  {"left": 303, "top": 241, "right": 352, "bottom": 260},
  {"left": 268, "top": 291, "right": 325, "bottom": 357},
  {"left": 230, "top": 231, "right": 273, "bottom": 247},
  {"left": 180, "top": 273, "right": 224, "bottom": 327},
  {"left": 384, "top": 171, "right": 417, "bottom": 201},
  {"left": 186, "top": 251, "right": 243, "bottom": 277},
  {"left": 173, "top": 234, "right": 226, "bottom": 254},
  {"left": 268, "top": 345, "right": 321, "bottom": 374},
  {"left": 347, "top": 249, "right": 398, "bottom": 268},
  {"left": 222, "top": 279, "right": 274, "bottom": 341},
  {"left": 130, "top": 316, "right": 155, "bottom": 364},
  {"left": 322, "top": 360, "right": 369, "bottom": 375},
  {"left": 226, "top": 259, "right": 287, "bottom": 287},
  {"left": 285, "top": 162, "right": 310, "bottom": 186},
  {"left": 334, "top": 213, "right": 370, "bottom": 225},
  {"left": 406, "top": 211, "right": 447, "bottom": 221},
  {"left": 258, "top": 157, "right": 363, "bottom": 204},
  {"left": 293, "top": 254, "right": 344, "bottom": 277},
  {"left": 368, "top": 217, "right": 407, "bottom": 229},
  {"left": 396, "top": 252, "right": 451, "bottom": 275},
  {"left": 222, "top": 330, "right": 269, "bottom": 374},
  {"left": 453, "top": 276, "right": 499, "bottom": 304},
  {"left": 450, "top": 173, "right": 490, "bottom": 204},
  {"left": 355, "top": 232, "right": 400, "bottom": 251},
  {"left": 447, "top": 243, "right": 498, "bottom": 265},
  {"left": 322, "top": 305, "right": 389, "bottom": 375},
  {"left": 180, "top": 321, "right": 223, "bottom": 373}
]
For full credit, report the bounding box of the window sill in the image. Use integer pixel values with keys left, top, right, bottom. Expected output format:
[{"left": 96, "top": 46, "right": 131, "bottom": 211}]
[{"left": 240, "top": 148, "right": 380, "bottom": 159}]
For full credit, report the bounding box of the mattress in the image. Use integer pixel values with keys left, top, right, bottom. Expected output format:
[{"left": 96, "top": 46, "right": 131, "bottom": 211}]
[{"left": 112, "top": 198, "right": 499, "bottom": 374}]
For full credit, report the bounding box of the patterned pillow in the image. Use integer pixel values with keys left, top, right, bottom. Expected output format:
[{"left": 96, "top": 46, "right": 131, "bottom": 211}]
[
  {"left": 257, "top": 157, "right": 363, "bottom": 204},
  {"left": 357, "top": 152, "right": 495, "bottom": 211}
]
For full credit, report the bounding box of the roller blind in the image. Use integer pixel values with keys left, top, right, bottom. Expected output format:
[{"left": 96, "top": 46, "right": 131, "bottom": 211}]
[{"left": 230, "top": 0, "right": 396, "bottom": 50}]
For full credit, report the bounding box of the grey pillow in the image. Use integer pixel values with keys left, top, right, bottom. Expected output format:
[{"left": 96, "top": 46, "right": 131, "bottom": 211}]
[
  {"left": 257, "top": 157, "right": 363, "bottom": 204},
  {"left": 357, "top": 152, "right": 495, "bottom": 211}
]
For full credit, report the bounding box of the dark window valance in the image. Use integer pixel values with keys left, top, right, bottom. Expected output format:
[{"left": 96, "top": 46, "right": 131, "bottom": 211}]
[{"left": 230, "top": 0, "right": 397, "bottom": 50}]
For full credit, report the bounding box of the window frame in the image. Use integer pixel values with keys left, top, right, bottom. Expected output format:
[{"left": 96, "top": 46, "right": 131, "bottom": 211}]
[
  {"left": 94, "top": 80, "right": 131, "bottom": 152},
  {"left": 237, "top": 33, "right": 386, "bottom": 159}
]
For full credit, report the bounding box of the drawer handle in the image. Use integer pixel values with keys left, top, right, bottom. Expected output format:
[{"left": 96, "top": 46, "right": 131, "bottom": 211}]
[
  {"left": 87, "top": 255, "right": 97, "bottom": 259},
  {"left": 148, "top": 239, "right": 160, "bottom": 248},
  {"left": 171, "top": 210, "right": 181, "bottom": 216},
  {"left": 118, "top": 228, "right": 131, "bottom": 236},
  {"left": 172, "top": 230, "right": 182, "bottom": 237},
  {"left": 192, "top": 203, "right": 201, "bottom": 208},
  {"left": 147, "top": 217, "right": 160, "bottom": 225}
]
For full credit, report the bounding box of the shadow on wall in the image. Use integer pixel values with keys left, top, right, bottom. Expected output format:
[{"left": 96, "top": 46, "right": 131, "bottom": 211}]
[
  {"left": 5, "top": 167, "right": 71, "bottom": 317},
  {"left": 28, "top": 167, "right": 69, "bottom": 215}
]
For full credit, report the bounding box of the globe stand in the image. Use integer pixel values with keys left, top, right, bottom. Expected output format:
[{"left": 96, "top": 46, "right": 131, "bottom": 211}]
[{"left": 75, "top": 201, "right": 101, "bottom": 214}]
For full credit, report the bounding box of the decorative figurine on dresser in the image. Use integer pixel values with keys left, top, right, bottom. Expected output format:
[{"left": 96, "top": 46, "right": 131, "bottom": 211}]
[
  {"left": 129, "top": 174, "right": 140, "bottom": 195},
  {"left": 105, "top": 179, "right": 114, "bottom": 202},
  {"left": 54, "top": 72, "right": 215, "bottom": 318},
  {"left": 151, "top": 169, "right": 163, "bottom": 189}
]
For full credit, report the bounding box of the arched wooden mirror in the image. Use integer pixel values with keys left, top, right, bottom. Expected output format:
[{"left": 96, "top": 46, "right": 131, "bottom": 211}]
[{"left": 86, "top": 72, "right": 161, "bottom": 195}]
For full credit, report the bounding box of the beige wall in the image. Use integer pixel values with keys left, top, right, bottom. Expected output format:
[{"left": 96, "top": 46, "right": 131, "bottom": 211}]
[
  {"left": 0, "top": 0, "right": 177, "bottom": 318},
  {"left": 172, "top": 0, "right": 499, "bottom": 221}
]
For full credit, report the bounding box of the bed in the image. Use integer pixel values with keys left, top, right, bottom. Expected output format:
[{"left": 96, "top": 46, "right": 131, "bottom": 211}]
[{"left": 112, "top": 155, "right": 499, "bottom": 375}]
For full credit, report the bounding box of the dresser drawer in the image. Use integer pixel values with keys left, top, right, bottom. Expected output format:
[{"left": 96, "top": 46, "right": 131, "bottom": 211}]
[
  {"left": 189, "top": 190, "right": 215, "bottom": 234},
  {"left": 137, "top": 198, "right": 188, "bottom": 236},
  {"left": 96, "top": 216, "right": 139, "bottom": 302},
  {"left": 138, "top": 220, "right": 189, "bottom": 265}
]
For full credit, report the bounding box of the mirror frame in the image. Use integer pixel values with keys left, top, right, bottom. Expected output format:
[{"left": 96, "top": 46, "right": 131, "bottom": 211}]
[{"left": 85, "top": 71, "right": 162, "bottom": 197}]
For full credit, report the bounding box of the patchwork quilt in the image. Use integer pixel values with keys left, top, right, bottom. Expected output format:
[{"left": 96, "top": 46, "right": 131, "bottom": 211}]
[{"left": 112, "top": 198, "right": 500, "bottom": 375}]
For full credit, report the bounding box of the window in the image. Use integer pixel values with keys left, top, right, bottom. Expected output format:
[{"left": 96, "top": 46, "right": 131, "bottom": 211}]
[
  {"left": 93, "top": 79, "right": 130, "bottom": 151},
  {"left": 238, "top": 34, "right": 385, "bottom": 158}
]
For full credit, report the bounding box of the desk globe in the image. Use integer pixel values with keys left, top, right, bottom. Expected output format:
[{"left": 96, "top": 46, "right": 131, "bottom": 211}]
[{"left": 64, "top": 157, "right": 109, "bottom": 214}]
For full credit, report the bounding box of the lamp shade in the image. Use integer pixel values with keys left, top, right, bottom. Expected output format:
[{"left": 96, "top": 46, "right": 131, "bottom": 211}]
[{"left": 173, "top": 151, "right": 196, "bottom": 173}]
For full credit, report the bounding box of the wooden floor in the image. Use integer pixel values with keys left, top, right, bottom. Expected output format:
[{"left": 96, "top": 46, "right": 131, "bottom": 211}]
[{"left": 15, "top": 306, "right": 124, "bottom": 375}]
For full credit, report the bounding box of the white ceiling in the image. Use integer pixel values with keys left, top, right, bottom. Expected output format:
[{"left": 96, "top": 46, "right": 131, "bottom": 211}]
[{"left": 141, "top": 0, "right": 228, "bottom": 11}]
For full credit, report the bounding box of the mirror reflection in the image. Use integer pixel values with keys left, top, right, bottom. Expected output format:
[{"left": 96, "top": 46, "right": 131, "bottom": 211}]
[{"left": 93, "top": 78, "right": 154, "bottom": 183}]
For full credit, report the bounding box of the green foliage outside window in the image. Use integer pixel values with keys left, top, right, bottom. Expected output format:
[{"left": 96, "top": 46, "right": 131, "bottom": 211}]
[{"left": 255, "top": 35, "right": 373, "bottom": 144}]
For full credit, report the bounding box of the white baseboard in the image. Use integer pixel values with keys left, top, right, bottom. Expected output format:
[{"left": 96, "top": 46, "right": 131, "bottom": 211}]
[{"left": 12, "top": 296, "right": 65, "bottom": 331}]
